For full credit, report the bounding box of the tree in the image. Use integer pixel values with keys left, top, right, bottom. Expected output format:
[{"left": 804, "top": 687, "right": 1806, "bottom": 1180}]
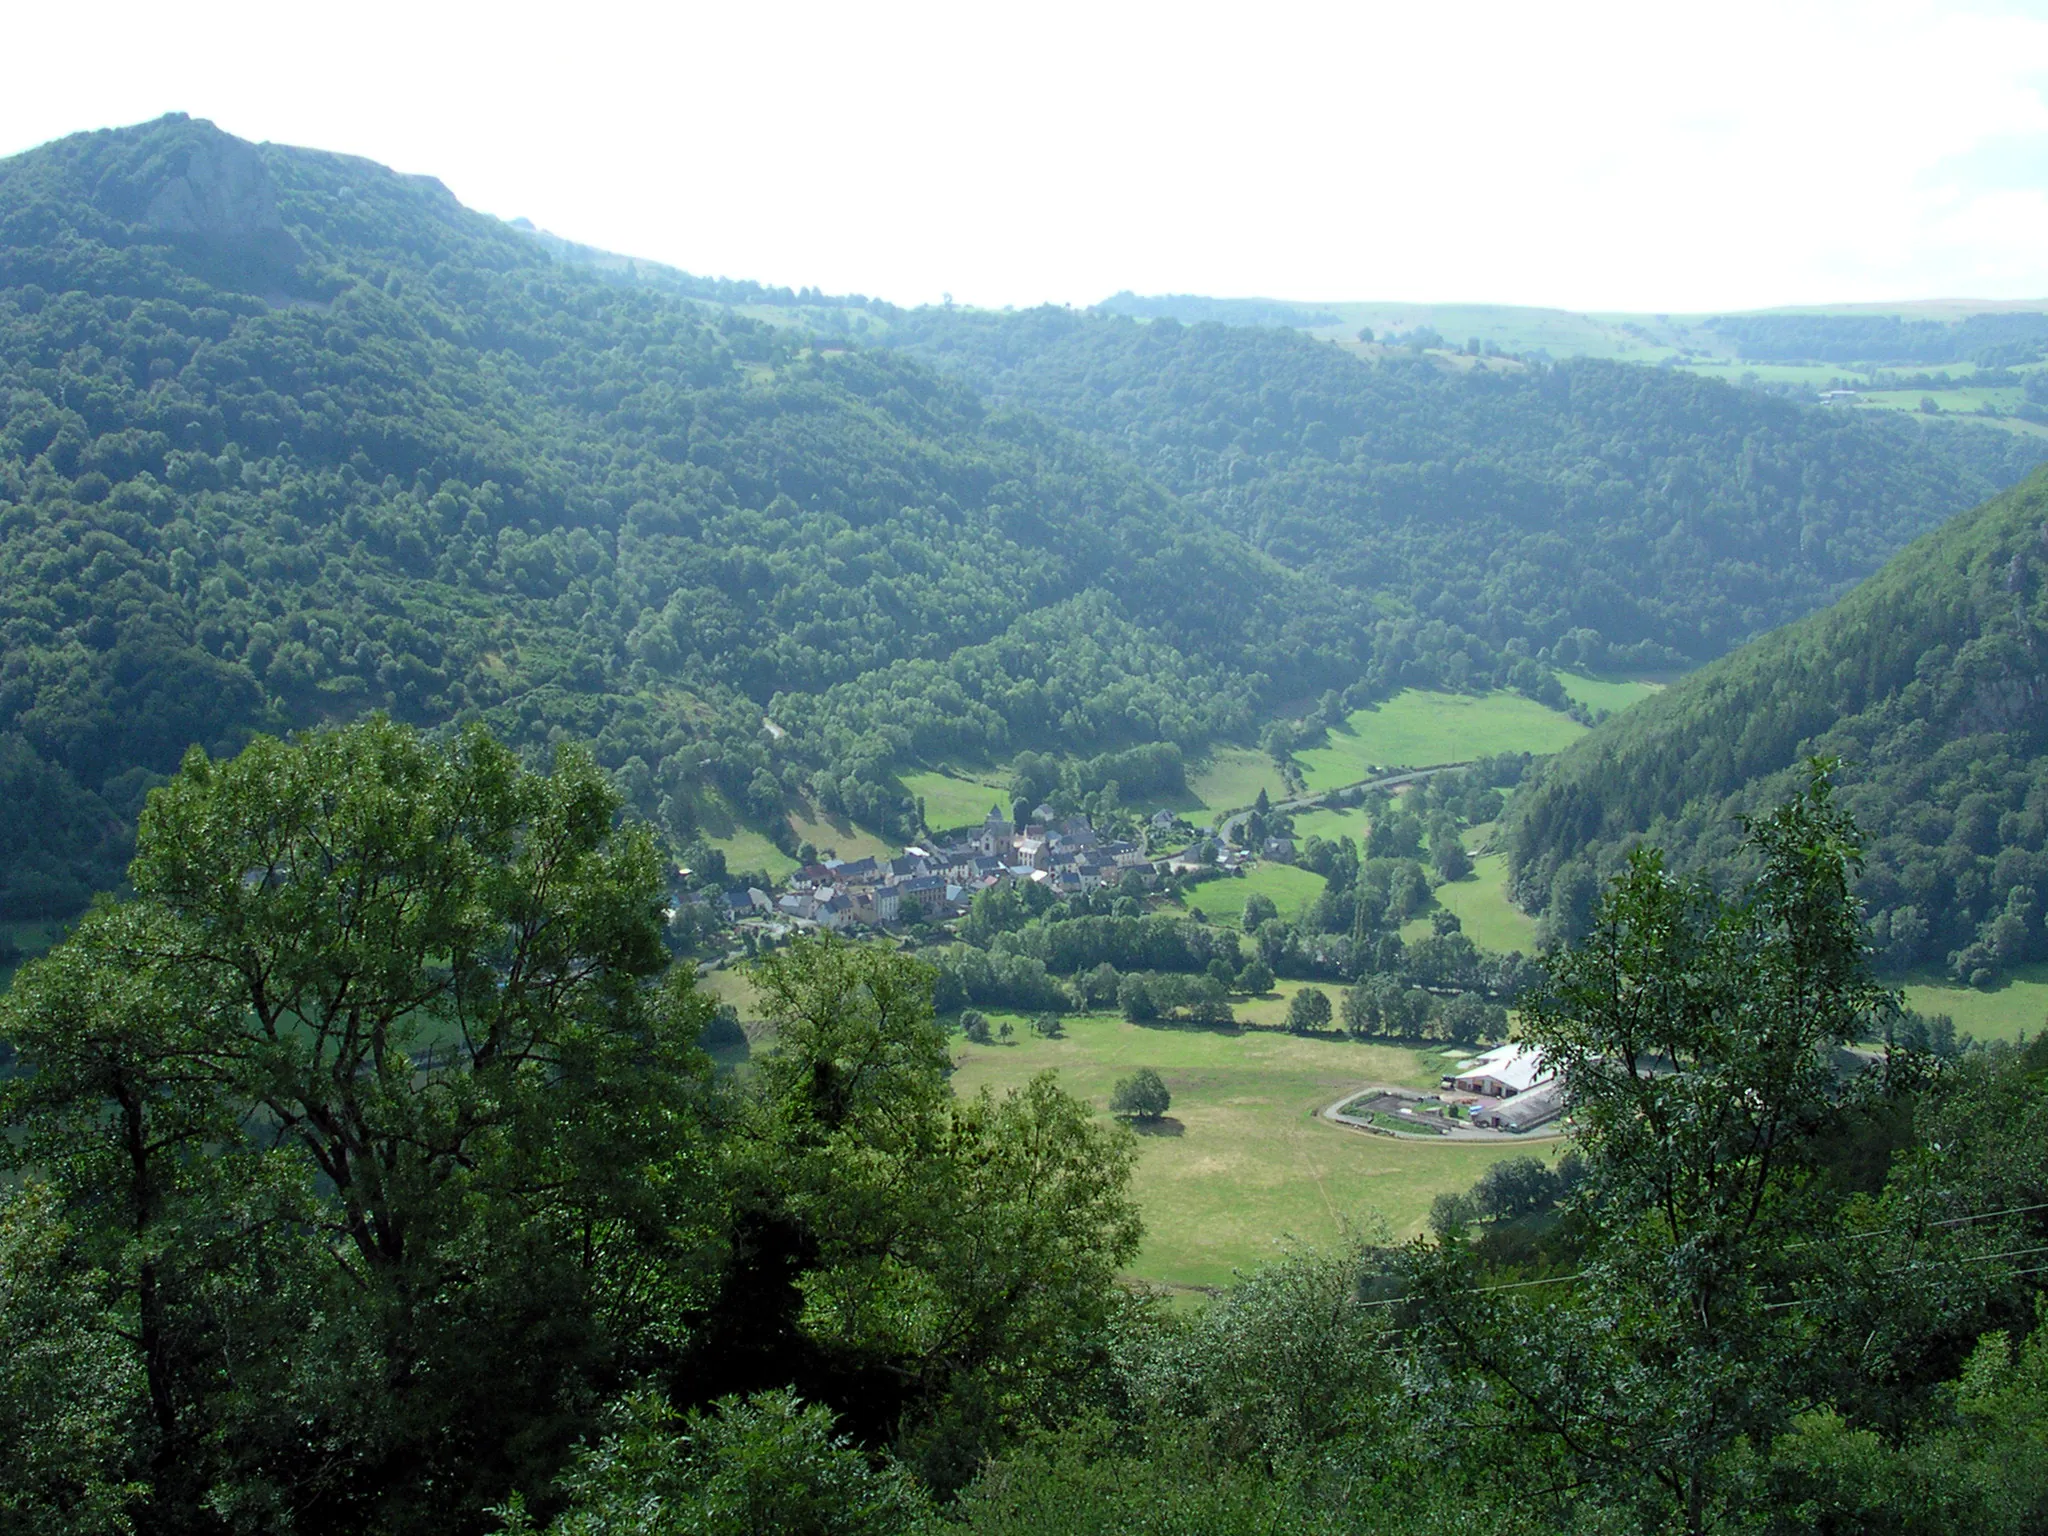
[
  {"left": 1, "top": 717, "right": 716, "bottom": 1530},
  {"left": 0, "top": 1182, "right": 145, "bottom": 1536},
  {"left": 1409, "top": 765, "right": 1898, "bottom": 1535},
  {"left": 733, "top": 937, "right": 1140, "bottom": 1482},
  {"left": 1286, "top": 987, "right": 1333, "bottom": 1034},
  {"left": 1432, "top": 822, "right": 1473, "bottom": 881},
  {"left": 1237, "top": 958, "right": 1275, "bottom": 995},
  {"left": 1117, "top": 974, "right": 1158, "bottom": 1023},
  {"left": 961, "top": 1010, "right": 993, "bottom": 1044},
  {"left": 1241, "top": 893, "right": 1279, "bottom": 929},
  {"left": 1469, "top": 1157, "right": 1560, "bottom": 1221},
  {"left": 1109, "top": 1069, "right": 1171, "bottom": 1122},
  {"left": 1031, "top": 1013, "right": 1063, "bottom": 1039}
]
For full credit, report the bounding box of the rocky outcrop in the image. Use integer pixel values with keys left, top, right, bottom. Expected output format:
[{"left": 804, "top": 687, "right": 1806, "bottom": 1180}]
[{"left": 94, "top": 115, "right": 304, "bottom": 271}]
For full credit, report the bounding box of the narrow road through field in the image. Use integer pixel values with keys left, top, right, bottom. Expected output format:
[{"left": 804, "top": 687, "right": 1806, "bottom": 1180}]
[{"left": 1213, "top": 762, "right": 1470, "bottom": 844}]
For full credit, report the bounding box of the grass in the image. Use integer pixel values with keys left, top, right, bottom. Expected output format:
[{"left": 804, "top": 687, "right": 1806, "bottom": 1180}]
[
  {"left": 1197, "top": 863, "right": 1327, "bottom": 929},
  {"left": 1431, "top": 851, "right": 1539, "bottom": 954},
  {"left": 1287, "top": 803, "right": 1371, "bottom": 847},
  {"left": 1294, "top": 691, "right": 1586, "bottom": 791},
  {"left": 1188, "top": 747, "right": 1289, "bottom": 815},
  {"left": 697, "top": 966, "right": 766, "bottom": 1021},
  {"left": 948, "top": 1009, "right": 1559, "bottom": 1288},
  {"left": 785, "top": 801, "right": 895, "bottom": 863},
  {"left": 1901, "top": 965, "right": 2048, "bottom": 1044},
  {"left": 1552, "top": 672, "right": 1665, "bottom": 714},
  {"left": 901, "top": 767, "right": 1011, "bottom": 832},
  {"left": 706, "top": 828, "right": 799, "bottom": 879}
]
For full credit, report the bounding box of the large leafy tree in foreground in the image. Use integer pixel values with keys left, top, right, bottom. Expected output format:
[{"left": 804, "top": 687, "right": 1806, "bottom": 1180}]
[{"left": 0, "top": 716, "right": 1143, "bottom": 1536}]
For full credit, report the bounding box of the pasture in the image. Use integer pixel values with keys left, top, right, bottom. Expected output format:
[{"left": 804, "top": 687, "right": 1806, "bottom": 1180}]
[
  {"left": 1187, "top": 746, "right": 1290, "bottom": 815},
  {"left": 1198, "top": 863, "right": 1327, "bottom": 929},
  {"left": 1902, "top": 966, "right": 2048, "bottom": 1044},
  {"left": 1552, "top": 672, "right": 1665, "bottom": 714},
  {"left": 901, "top": 767, "right": 1011, "bottom": 832},
  {"left": 949, "top": 1009, "right": 1558, "bottom": 1289},
  {"left": 1294, "top": 690, "right": 1587, "bottom": 791},
  {"left": 1429, "top": 850, "right": 1540, "bottom": 954}
]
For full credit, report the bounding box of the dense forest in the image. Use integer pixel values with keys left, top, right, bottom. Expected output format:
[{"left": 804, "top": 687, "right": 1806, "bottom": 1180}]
[
  {"left": 3, "top": 724, "right": 2044, "bottom": 1535},
  {"left": 883, "top": 306, "right": 2041, "bottom": 674},
  {"left": 0, "top": 115, "right": 1373, "bottom": 915},
  {"left": 1507, "top": 464, "right": 2048, "bottom": 983},
  {"left": 1707, "top": 310, "right": 2048, "bottom": 366}
]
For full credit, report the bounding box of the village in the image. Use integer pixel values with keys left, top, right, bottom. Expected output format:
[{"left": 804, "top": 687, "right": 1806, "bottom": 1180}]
[{"left": 705, "top": 803, "right": 1202, "bottom": 934}]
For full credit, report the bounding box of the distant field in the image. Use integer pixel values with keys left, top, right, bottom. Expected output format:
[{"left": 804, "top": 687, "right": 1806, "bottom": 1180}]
[
  {"left": 1199, "top": 862, "right": 1327, "bottom": 928},
  {"left": 902, "top": 767, "right": 1010, "bottom": 832},
  {"left": 705, "top": 828, "right": 799, "bottom": 879},
  {"left": 1552, "top": 672, "right": 1664, "bottom": 713},
  {"left": 697, "top": 965, "right": 766, "bottom": 1020},
  {"left": 1901, "top": 966, "right": 2048, "bottom": 1044},
  {"left": 1288, "top": 802, "right": 1371, "bottom": 847},
  {"left": 1294, "top": 690, "right": 1587, "bottom": 790},
  {"left": 948, "top": 1009, "right": 1556, "bottom": 1288},
  {"left": 1188, "top": 746, "right": 1290, "bottom": 814},
  {"left": 785, "top": 803, "right": 895, "bottom": 863},
  {"left": 1427, "top": 851, "right": 1539, "bottom": 954}
]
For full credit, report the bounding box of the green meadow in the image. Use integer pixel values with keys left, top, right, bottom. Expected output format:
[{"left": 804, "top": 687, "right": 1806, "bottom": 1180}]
[
  {"left": 1430, "top": 850, "right": 1540, "bottom": 953},
  {"left": 1901, "top": 966, "right": 2048, "bottom": 1044},
  {"left": 947, "top": 1009, "right": 1556, "bottom": 1289},
  {"left": 1293, "top": 690, "right": 1587, "bottom": 791},
  {"left": 901, "top": 767, "right": 1012, "bottom": 832},
  {"left": 1552, "top": 672, "right": 1665, "bottom": 713},
  {"left": 1187, "top": 746, "right": 1291, "bottom": 815},
  {"left": 1196, "top": 863, "right": 1328, "bottom": 928}
]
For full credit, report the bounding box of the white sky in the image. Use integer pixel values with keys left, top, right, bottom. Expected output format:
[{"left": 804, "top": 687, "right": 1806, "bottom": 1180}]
[{"left": 5, "top": 0, "right": 2048, "bottom": 313}]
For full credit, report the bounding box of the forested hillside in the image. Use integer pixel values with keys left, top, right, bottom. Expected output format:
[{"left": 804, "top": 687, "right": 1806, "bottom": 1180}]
[
  {"left": 886, "top": 307, "right": 2040, "bottom": 670},
  {"left": 1508, "top": 465, "right": 2048, "bottom": 983},
  {"left": 0, "top": 115, "right": 1368, "bottom": 915}
]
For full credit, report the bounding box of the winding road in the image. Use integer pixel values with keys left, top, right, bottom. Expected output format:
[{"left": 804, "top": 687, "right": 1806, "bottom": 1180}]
[{"left": 1211, "top": 762, "right": 1471, "bottom": 846}]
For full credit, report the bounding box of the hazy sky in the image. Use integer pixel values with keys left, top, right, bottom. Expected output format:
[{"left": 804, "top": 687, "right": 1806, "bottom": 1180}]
[{"left": 6, "top": 0, "right": 2048, "bottom": 312}]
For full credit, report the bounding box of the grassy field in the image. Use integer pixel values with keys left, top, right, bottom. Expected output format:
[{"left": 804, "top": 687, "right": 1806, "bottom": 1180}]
[
  {"left": 705, "top": 828, "right": 799, "bottom": 879},
  {"left": 1198, "top": 863, "right": 1327, "bottom": 928},
  {"left": 785, "top": 802, "right": 895, "bottom": 863},
  {"left": 901, "top": 767, "right": 1011, "bottom": 832},
  {"left": 1431, "top": 851, "right": 1539, "bottom": 953},
  {"left": 1187, "top": 746, "right": 1290, "bottom": 815},
  {"left": 1553, "top": 672, "right": 1666, "bottom": 713},
  {"left": 949, "top": 1009, "right": 1557, "bottom": 1288},
  {"left": 1294, "top": 690, "right": 1587, "bottom": 791},
  {"left": 697, "top": 965, "right": 766, "bottom": 1020},
  {"left": 1288, "top": 802, "right": 1371, "bottom": 847},
  {"left": 1901, "top": 966, "right": 2048, "bottom": 1043}
]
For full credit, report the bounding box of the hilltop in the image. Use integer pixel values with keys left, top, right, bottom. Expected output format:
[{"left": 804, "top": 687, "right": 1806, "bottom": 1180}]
[
  {"left": 0, "top": 115, "right": 1364, "bottom": 915},
  {"left": 1506, "top": 464, "right": 2048, "bottom": 984}
]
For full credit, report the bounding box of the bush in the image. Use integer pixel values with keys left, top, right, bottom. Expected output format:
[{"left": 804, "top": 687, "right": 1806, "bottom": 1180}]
[
  {"left": 1109, "top": 1068, "right": 1171, "bottom": 1121},
  {"left": 509, "top": 1389, "right": 927, "bottom": 1536},
  {"left": 961, "top": 1010, "right": 993, "bottom": 1044}
]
